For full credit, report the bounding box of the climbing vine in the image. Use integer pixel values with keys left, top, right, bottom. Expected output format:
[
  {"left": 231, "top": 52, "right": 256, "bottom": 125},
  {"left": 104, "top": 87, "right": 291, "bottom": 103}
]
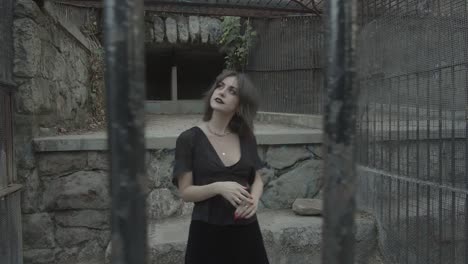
[
  {"left": 81, "top": 14, "right": 106, "bottom": 131},
  {"left": 219, "top": 16, "right": 257, "bottom": 71}
]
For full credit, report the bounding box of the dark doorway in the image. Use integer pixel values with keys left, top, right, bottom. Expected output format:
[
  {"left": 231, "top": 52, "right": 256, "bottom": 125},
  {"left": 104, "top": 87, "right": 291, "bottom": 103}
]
[{"left": 146, "top": 44, "right": 224, "bottom": 101}]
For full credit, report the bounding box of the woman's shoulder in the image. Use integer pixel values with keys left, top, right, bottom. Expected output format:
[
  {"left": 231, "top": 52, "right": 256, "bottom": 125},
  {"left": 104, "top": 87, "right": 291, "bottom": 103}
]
[{"left": 176, "top": 125, "right": 203, "bottom": 142}]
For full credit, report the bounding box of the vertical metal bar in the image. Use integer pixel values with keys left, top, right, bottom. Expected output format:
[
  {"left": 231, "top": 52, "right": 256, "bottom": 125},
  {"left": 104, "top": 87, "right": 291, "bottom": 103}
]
[
  {"left": 103, "top": 0, "right": 147, "bottom": 263},
  {"left": 405, "top": 179, "right": 410, "bottom": 264},
  {"left": 366, "top": 80, "right": 370, "bottom": 166},
  {"left": 416, "top": 73, "right": 420, "bottom": 264},
  {"left": 465, "top": 54, "right": 468, "bottom": 264},
  {"left": 426, "top": 72, "right": 431, "bottom": 264},
  {"left": 465, "top": 192, "right": 468, "bottom": 264},
  {"left": 438, "top": 67, "right": 443, "bottom": 264},
  {"left": 373, "top": 79, "right": 377, "bottom": 169},
  {"left": 379, "top": 78, "right": 384, "bottom": 223},
  {"left": 323, "top": 0, "right": 358, "bottom": 263},
  {"left": 380, "top": 79, "right": 384, "bottom": 172},
  {"left": 427, "top": 185, "right": 431, "bottom": 264},
  {"left": 405, "top": 74, "right": 410, "bottom": 263},
  {"left": 388, "top": 77, "right": 393, "bottom": 235},
  {"left": 397, "top": 76, "right": 402, "bottom": 263},
  {"left": 450, "top": 64, "right": 456, "bottom": 264}
]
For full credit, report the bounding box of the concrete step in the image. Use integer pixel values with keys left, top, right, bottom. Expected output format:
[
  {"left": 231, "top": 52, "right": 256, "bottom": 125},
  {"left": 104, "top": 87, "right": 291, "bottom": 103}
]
[{"left": 105, "top": 209, "right": 378, "bottom": 264}]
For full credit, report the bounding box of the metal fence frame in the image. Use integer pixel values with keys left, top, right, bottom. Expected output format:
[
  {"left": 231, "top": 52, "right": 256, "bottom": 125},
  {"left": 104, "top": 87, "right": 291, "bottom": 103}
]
[
  {"left": 355, "top": 0, "right": 468, "bottom": 263},
  {"left": 0, "top": 0, "right": 23, "bottom": 263},
  {"left": 103, "top": 1, "right": 357, "bottom": 264}
]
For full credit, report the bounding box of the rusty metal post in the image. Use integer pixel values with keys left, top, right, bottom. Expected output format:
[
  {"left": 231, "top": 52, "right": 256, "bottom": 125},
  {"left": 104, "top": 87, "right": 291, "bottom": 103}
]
[
  {"left": 103, "top": 0, "right": 147, "bottom": 263},
  {"left": 322, "top": 0, "right": 358, "bottom": 263}
]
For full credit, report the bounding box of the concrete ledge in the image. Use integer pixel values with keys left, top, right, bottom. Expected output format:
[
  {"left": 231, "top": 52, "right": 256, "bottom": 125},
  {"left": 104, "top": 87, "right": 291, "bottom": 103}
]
[
  {"left": 257, "top": 112, "right": 323, "bottom": 129},
  {"left": 145, "top": 100, "right": 204, "bottom": 114},
  {"left": 33, "top": 130, "right": 323, "bottom": 152},
  {"left": 43, "top": 1, "right": 94, "bottom": 53},
  {"left": 104, "top": 210, "right": 377, "bottom": 264}
]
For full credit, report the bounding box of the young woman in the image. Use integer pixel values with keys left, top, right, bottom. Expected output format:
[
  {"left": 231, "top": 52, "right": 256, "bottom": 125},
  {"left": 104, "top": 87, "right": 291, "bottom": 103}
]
[{"left": 172, "top": 70, "right": 270, "bottom": 264}]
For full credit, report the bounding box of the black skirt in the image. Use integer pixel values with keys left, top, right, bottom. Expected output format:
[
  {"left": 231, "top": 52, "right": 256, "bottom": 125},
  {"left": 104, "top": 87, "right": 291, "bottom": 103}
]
[{"left": 185, "top": 220, "right": 270, "bottom": 264}]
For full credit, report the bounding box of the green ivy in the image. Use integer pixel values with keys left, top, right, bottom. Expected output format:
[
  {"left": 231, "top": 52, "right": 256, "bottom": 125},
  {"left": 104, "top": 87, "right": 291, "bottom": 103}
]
[{"left": 219, "top": 17, "right": 257, "bottom": 71}]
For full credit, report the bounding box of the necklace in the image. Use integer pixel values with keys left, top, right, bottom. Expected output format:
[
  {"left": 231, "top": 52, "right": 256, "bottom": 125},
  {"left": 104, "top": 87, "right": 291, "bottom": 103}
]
[{"left": 207, "top": 123, "right": 231, "bottom": 137}]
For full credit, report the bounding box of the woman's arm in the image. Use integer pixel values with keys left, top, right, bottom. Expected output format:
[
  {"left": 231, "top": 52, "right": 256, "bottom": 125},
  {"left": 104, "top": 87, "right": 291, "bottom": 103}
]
[
  {"left": 236, "top": 170, "right": 264, "bottom": 219},
  {"left": 178, "top": 171, "right": 219, "bottom": 202},
  {"left": 178, "top": 172, "right": 253, "bottom": 206},
  {"left": 250, "top": 171, "right": 264, "bottom": 203}
]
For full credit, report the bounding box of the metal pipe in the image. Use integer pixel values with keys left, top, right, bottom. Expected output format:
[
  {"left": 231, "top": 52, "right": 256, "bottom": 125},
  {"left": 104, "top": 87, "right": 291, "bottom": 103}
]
[
  {"left": 322, "top": 0, "right": 358, "bottom": 263},
  {"left": 103, "top": 0, "right": 147, "bottom": 262}
]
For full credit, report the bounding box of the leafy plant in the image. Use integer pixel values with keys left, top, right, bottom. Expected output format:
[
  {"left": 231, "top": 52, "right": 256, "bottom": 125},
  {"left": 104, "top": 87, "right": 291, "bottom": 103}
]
[{"left": 219, "top": 17, "right": 257, "bottom": 71}]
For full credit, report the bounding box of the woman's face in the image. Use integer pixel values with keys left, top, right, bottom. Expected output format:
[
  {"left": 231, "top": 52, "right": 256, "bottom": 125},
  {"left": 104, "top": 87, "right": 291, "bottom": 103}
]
[{"left": 210, "top": 76, "right": 240, "bottom": 115}]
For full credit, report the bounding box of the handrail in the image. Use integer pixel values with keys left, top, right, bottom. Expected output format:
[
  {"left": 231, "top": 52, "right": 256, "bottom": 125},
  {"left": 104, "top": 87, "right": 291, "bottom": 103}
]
[{"left": 0, "top": 184, "right": 23, "bottom": 199}]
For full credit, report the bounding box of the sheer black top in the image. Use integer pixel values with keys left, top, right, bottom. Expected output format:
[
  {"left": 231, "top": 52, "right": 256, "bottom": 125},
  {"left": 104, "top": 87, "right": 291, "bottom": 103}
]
[{"left": 172, "top": 126, "right": 264, "bottom": 226}]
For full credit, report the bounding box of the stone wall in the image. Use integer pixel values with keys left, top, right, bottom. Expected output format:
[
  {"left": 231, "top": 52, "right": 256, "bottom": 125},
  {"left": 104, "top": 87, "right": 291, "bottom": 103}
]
[
  {"left": 144, "top": 13, "right": 222, "bottom": 45},
  {"left": 24, "top": 144, "right": 323, "bottom": 264},
  {"left": 14, "top": 0, "right": 95, "bottom": 175},
  {"left": 357, "top": 138, "right": 467, "bottom": 264},
  {"left": 12, "top": 1, "right": 98, "bottom": 263}
]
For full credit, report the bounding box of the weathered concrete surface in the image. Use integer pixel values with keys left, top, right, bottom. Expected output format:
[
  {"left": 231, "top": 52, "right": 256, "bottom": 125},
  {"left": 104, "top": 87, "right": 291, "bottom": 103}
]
[
  {"left": 292, "top": 198, "right": 323, "bottom": 216},
  {"left": 33, "top": 115, "right": 323, "bottom": 152},
  {"left": 105, "top": 210, "right": 377, "bottom": 264},
  {"left": 27, "top": 133, "right": 325, "bottom": 264}
]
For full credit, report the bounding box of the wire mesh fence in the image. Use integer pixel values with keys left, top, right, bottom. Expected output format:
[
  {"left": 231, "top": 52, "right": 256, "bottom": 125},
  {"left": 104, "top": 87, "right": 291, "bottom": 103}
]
[
  {"left": 248, "top": 16, "right": 325, "bottom": 114},
  {"left": 355, "top": 0, "right": 468, "bottom": 263},
  {"left": 0, "top": 0, "right": 22, "bottom": 263}
]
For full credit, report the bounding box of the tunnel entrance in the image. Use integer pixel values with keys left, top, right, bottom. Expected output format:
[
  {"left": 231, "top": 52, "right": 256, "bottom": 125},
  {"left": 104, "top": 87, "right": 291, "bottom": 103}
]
[{"left": 146, "top": 44, "right": 225, "bottom": 101}]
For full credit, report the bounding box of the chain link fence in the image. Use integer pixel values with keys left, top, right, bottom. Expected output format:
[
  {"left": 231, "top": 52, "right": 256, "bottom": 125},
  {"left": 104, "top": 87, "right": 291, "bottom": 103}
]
[
  {"left": 248, "top": 16, "right": 325, "bottom": 114},
  {"left": 355, "top": 0, "right": 468, "bottom": 263}
]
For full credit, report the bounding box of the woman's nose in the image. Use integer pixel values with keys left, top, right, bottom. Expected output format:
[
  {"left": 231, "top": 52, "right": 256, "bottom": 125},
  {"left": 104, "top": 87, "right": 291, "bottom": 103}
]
[{"left": 218, "top": 88, "right": 226, "bottom": 97}]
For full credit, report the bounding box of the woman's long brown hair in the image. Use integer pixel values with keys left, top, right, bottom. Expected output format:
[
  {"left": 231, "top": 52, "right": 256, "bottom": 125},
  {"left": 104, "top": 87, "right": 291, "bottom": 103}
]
[{"left": 202, "top": 70, "right": 259, "bottom": 138}]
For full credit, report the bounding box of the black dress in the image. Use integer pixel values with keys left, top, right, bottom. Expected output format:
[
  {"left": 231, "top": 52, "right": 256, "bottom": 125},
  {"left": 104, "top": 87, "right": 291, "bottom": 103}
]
[{"left": 172, "top": 126, "right": 270, "bottom": 264}]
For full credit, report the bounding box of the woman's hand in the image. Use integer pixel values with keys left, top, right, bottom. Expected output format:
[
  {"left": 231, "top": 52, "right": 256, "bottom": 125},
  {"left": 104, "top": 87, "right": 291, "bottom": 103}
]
[
  {"left": 213, "top": 181, "right": 254, "bottom": 207},
  {"left": 234, "top": 196, "right": 258, "bottom": 220}
]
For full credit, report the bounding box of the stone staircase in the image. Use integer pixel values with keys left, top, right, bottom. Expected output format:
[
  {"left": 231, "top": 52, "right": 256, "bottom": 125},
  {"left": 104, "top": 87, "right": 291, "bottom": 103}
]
[
  {"left": 26, "top": 115, "right": 384, "bottom": 264},
  {"left": 105, "top": 209, "right": 379, "bottom": 264}
]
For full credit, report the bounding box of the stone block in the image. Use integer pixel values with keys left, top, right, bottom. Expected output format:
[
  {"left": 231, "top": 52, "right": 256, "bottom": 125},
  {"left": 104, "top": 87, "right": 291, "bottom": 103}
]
[
  {"left": 261, "top": 159, "right": 323, "bottom": 209},
  {"left": 147, "top": 188, "right": 182, "bottom": 220},
  {"left": 15, "top": 0, "right": 44, "bottom": 22},
  {"left": 87, "top": 152, "right": 109, "bottom": 171},
  {"left": 43, "top": 171, "right": 110, "bottom": 210},
  {"left": 259, "top": 167, "right": 275, "bottom": 186},
  {"left": 145, "top": 21, "right": 154, "bottom": 42},
  {"left": 22, "top": 213, "right": 55, "bottom": 249},
  {"left": 176, "top": 16, "right": 189, "bottom": 43},
  {"left": 13, "top": 18, "right": 41, "bottom": 78},
  {"left": 199, "top": 16, "right": 211, "bottom": 43},
  {"left": 146, "top": 150, "right": 175, "bottom": 189},
  {"left": 56, "top": 227, "right": 110, "bottom": 247},
  {"left": 207, "top": 17, "right": 221, "bottom": 44},
  {"left": 55, "top": 247, "right": 79, "bottom": 264},
  {"left": 265, "top": 146, "right": 312, "bottom": 170},
  {"left": 306, "top": 144, "right": 323, "bottom": 159},
  {"left": 14, "top": 78, "right": 53, "bottom": 115},
  {"left": 180, "top": 202, "right": 194, "bottom": 216},
  {"left": 188, "top": 16, "right": 200, "bottom": 42},
  {"left": 23, "top": 249, "right": 57, "bottom": 264},
  {"left": 153, "top": 16, "right": 165, "bottom": 42},
  {"left": 77, "top": 240, "right": 106, "bottom": 263},
  {"left": 55, "top": 210, "right": 110, "bottom": 230},
  {"left": 292, "top": 198, "right": 323, "bottom": 216},
  {"left": 165, "top": 17, "right": 177, "bottom": 43},
  {"left": 20, "top": 169, "right": 43, "bottom": 213},
  {"left": 38, "top": 152, "right": 88, "bottom": 177}
]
